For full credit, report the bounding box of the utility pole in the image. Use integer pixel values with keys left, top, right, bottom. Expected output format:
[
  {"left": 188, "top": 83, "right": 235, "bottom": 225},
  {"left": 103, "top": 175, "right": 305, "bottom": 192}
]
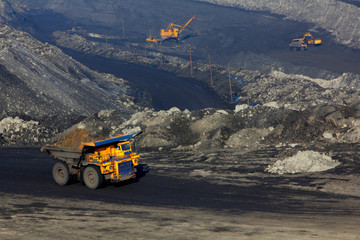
[
  {"left": 122, "top": 18, "right": 125, "bottom": 38},
  {"left": 228, "top": 64, "right": 233, "bottom": 103},
  {"left": 188, "top": 48, "right": 193, "bottom": 77},
  {"left": 208, "top": 55, "right": 213, "bottom": 87}
]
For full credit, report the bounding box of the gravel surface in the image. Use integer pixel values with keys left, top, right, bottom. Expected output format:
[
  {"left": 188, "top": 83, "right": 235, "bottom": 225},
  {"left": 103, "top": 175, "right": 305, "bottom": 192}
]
[{"left": 1, "top": 146, "right": 360, "bottom": 239}]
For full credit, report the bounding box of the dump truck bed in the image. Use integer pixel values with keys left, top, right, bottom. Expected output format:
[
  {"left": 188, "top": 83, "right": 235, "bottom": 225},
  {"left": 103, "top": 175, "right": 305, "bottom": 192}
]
[{"left": 41, "top": 145, "right": 82, "bottom": 165}]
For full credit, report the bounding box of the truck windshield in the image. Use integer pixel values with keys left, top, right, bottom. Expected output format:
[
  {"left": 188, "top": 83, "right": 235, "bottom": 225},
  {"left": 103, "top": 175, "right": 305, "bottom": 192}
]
[{"left": 121, "top": 143, "right": 131, "bottom": 151}]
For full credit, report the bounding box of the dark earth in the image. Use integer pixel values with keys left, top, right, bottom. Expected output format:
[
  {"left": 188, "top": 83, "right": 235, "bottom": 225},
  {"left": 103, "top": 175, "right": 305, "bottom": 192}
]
[
  {"left": 1, "top": 148, "right": 358, "bottom": 213},
  {"left": 1, "top": 147, "right": 360, "bottom": 239}
]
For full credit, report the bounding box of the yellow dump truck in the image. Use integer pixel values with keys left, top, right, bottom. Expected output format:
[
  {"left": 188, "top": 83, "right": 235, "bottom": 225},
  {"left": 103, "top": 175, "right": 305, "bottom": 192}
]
[
  {"left": 41, "top": 132, "right": 148, "bottom": 189},
  {"left": 289, "top": 39, "right": 308, "bottom": 51}
]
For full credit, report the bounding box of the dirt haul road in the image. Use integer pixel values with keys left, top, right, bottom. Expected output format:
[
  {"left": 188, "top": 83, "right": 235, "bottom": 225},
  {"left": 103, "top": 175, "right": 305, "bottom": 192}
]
[
  {"left": 1, "top": 148, "right": 360, "bottom": 239},
  {"left": 64, "top": 51, "right": 230, "bottom": 111}
]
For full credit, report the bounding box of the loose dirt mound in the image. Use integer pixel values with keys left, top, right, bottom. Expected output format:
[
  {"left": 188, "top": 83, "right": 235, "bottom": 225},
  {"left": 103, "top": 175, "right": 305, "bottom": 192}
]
[
  {"left": 266, "top": 150, "right": 340, "bottom": 175},
  {"left": 53, "top": 128, "right": 98, "bottom": 148}
]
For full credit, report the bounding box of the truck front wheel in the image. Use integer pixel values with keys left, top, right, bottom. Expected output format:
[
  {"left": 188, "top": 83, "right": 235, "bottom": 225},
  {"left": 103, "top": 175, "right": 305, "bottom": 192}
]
[
  {"left": 83, "top": 166, "right": 104, "bottom": 189},
  {"left": 52, "top": 161, "right": 70, "bottom": 186}
]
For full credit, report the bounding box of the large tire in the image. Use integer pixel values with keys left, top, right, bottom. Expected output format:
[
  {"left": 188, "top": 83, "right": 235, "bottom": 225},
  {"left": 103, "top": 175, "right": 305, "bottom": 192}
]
[
  {"left": 52, "top": 161, "right": 70, "bottom": 186},
  {"left": 83, "top": 166, "right": 104, "bottom": 189}
]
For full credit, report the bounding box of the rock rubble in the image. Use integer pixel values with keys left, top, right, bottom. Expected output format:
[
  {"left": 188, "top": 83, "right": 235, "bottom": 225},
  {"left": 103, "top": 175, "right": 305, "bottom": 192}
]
[
  {"left": 36, "top": 103, "right": 360, "bottom": 155},
  {"left": 266, "top": 150, "right": 340, "bottom": 174},
  {"left": 0, "top": 116, "right": 54, "bottom": 146}
]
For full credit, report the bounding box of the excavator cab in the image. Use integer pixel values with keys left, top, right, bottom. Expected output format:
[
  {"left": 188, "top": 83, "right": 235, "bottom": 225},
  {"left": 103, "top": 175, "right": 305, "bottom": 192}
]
[{"left": 161, "top": 26, "right": 179, "bottom": 39}]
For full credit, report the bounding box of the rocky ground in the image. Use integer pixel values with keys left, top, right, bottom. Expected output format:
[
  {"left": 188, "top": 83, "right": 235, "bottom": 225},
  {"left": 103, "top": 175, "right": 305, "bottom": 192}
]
[
  {"left": 0, "top": 23, "right": 150, "bottom": 145},
  {"left": 1, "top": 142, "right": 360, "bottom": 239},
  {"left": 2, "top": 192, "right": 360, "bottom": 240},
  {"left": 0, "top": 24, "right": 148, "bottom": 119},
  {"left": 0, "top": 191, "right": 359, "bottom": 240}
]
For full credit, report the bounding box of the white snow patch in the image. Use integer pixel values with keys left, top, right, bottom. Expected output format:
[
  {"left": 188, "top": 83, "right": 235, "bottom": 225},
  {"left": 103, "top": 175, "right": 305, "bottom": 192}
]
[
  {"left": 98, "top": 109, "right": 116, "bottom": 118},
  {"left": 263, "top": 101, "right": 279, "bottom": 108},
  {"left": 216, "top": 110, "right": 229, "bottom": 115},
  {"left": 266, "top": 150, "right": 340, "bottom": 175},
  {"left": 122, "top": 126, "right": 142, "bottom": 136},
  {"left": 323, "top": 131, "right": 334, "bottom": 139},
  {"left": 77, "top": 122, "right": 86, "bottom": 129},
  {"left": 167, "top": 107, "right": 181, "bottom": 114},
  {"left": 235, "top": 104, "right": 249, "bottom": 113}
]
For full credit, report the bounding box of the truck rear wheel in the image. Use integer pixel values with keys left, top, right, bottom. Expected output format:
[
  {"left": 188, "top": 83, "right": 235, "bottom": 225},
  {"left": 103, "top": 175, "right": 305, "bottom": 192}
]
[
  {"left": 83, "top": 166, "right": 104, "bottom": 189},
  {"left": 52, "top": 161, "right": 70, "bottom": 186}
]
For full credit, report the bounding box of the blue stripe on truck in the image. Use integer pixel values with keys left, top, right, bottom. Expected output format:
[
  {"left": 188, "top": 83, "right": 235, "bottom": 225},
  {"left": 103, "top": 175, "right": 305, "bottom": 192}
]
[{"left": 93, "top": 134, "right": 133, "bottom": 147}]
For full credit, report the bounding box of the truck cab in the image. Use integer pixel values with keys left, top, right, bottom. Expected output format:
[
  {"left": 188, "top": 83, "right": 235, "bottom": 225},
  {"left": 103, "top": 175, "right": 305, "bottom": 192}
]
[{"left": 81, "top": 136, "right": 141, "bottom": 187}]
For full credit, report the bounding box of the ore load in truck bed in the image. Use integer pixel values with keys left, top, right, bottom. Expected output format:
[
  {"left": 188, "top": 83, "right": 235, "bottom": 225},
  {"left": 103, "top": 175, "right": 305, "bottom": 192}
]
[{"left": 52, "top": 128, "right": 100, "bottom": 149}]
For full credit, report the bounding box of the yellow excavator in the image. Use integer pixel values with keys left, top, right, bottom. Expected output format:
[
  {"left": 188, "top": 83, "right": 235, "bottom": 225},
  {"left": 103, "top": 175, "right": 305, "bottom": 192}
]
[
  {"left": 146, "top": 15, "right": 197, "bottom": 43},
  {"left": 303, "top": 32, "right": 322, "bottom": 46},
  {"left": 289, "top": 32, "right": 322, "bottom": 51},
  {"left": 291, "top": 32, "right": 322, "bottom": 46}
]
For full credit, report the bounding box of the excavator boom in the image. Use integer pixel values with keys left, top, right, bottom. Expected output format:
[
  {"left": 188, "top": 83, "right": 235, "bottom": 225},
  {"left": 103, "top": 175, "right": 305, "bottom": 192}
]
[{"left": 179, "top": 15, "right": 197, "bottom": 34}]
